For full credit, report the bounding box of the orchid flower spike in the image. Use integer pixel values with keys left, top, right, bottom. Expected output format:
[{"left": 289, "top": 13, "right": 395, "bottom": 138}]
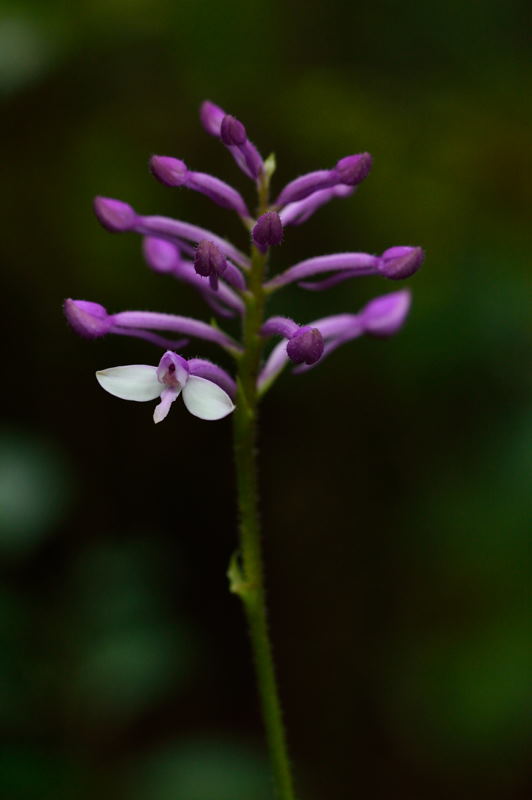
[{"left": 96, "top": 351, "right": 235, "bottom": 423}]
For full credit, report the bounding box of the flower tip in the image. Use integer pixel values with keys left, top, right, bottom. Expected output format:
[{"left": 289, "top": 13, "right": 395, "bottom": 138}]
[
  {"left": 200, "top": 100, "right": 225, "bottom": 136},
  {"left": 149, "top": 155, "right": 188, "bottom": 187},
  {"left": 64, "top": 298, "right": 112, "bottom": 338},
  {"left": 361, "top": 289, "right": 412, "bottom": 337},
  {"left": 220, "top": 114, "right": 247, "bottom": 146},
  {"left": 142, "top": 237, "right": 180, "bottom": 273},
  {"left": 335, "top": 152, "right": 373, "bottom": 186},
  {"left": 287, "top": 327, "right": 324, "bottom": 365},
  {"left": 378, "top": 246, "right": 425, "bottom": 280},
  {"left": 252, "top": 211, "right": 283, "bottom": 251},
  {"left": 93, "top": 196, "right": 136, "bottom": 232}
]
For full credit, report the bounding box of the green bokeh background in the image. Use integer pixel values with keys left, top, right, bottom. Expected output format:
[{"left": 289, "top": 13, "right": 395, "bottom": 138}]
[{"left": 0, "top": 1, "right": 530, "bottom": 798}]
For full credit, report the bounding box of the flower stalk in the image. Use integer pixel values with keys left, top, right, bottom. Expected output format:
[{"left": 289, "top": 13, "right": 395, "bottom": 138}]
[
  {"left": 230, "top": 174, "right": 297, "bottom": 800},
  {"left": 65, "top": 99, "right": 424, "bottom": 800}
]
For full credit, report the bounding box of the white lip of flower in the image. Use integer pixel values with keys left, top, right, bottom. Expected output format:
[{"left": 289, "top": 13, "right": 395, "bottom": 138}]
[{"left": 96, "top": 361, "right": 235, "bottom": 423}]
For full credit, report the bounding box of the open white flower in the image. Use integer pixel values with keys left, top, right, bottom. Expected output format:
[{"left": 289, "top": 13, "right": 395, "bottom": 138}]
[{"left": 96, "top": 351, "right": 235, "bottom": 423}]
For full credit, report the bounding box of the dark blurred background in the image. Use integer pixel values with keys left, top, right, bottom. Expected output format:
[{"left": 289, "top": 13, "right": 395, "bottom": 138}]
[{"left": 1, "top": 1, "right": 530, "bottom": 798}]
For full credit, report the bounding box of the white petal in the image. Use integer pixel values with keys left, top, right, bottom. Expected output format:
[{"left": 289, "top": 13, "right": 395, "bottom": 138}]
[
  {"left": 181, "top": 375, "right": 235, "bottom": 420},
  {"left": 96, "top": 365, "right": 161, "bottom": 402}
]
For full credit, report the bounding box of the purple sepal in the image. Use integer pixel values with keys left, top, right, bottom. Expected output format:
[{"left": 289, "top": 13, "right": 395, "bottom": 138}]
[
  {"left": 276, "top": 152, "right": 372, "bottom": 207},
  {"left": 187, "top": 358, "right": 237, "bottom": 399},
  {"left": 111, "top": 309, "right": 241, "bottom": 352},
  {"left": 286, "top": 327, "right": 324, "bottom": 365},
  {"left": 360, "top": 290, "right": 412, "bottom": 337},
  {"left": 377, "top": 246, "right": 425, "bottom": 280},
  {"left": 276, "top": 170, "right": 337, "bottom": 206},
  {"left": 113, "top": 328, "right": 189, "bottom": 350},
  {"left": 93, "top": 197, "right": 136, "bottom": 232},
  {"left": 188, "top": 172, "right": 250, "bottom": 216},
  {"left": 280, "top": 185, "right": 355, "bottom": 227},
  {"left": 200, "top": 102, "right": 263, "bottom": 180},
  {"left": 297, "top": 270, "right": 363, "bottom": 291},
  {"left": 200, "top": 100, "right": 225, "bottom": 136},
  {"left": 150, "top": 156, "right": 250, "bottom": 217},
  {"left": 64, "top": 298, "right": 188, "bottom": 348},
  {"left": 257, "top": 290, "right": 412, "bottom": 390},
  {"left": 252, "top": 212, "right": 283, "bottom": 252},
  {"left": 298, "top": 247, "right": 424, "bottom": 290},
  {"left": 265, "top": 252, "right": 378, "bottom": 290},
  {"left": 64, "top": 299, "right": 112, "bottom": 338},
  {"left": 334, "top": 153, "right": 372, "bottom": 185},
  {"left": 104, "top": 205, "right": 250, "bottom": 269},
  {"left": 66, "top": 298, "right": 241, "bottom": 352},
  {"left": 236, "top": 140, "right": 264, "bottom": 180},
  {"left": 220, "top": 115, "right": 247, "bottom": 145},
  {"left": 142, "top": 237, "right": 181, "bottom": 273},
  {"left": 261, "top": 316, "right": 299, "bottom": 339},
  {"left": 150, "top": 155, "right": 188, "bottom": 186}
]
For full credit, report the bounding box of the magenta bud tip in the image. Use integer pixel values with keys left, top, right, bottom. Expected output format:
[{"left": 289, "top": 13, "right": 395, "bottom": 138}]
[
  {"left": 335, "top": 153, "right": 373, "bottom": 186},
  {"left": 378, "top": 246, "right": 425, "bottom": 280},
  {"left": 220, "top": 115, "right": 247, "bottom": 146},
  {"left": 64, "top": 299, "right": 112, "bottom": 338},
  {"left": 93, "top": 197, "right": 136, "bottom": 232},
  {"left": 149, "top": 155, "right": 188, "bottom": 187},
  {"left": 142, "top": 237, "right": 180, "bottom": 273},
  {"left": 200, "top": 100, "right": 225, "bottom": 136},
  {"left": 361, "top": 290, "right": 412, "bottom": 337}
]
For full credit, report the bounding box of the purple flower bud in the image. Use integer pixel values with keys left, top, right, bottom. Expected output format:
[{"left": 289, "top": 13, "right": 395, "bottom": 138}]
[
  {"left": 378, "top": 246, "right": 425, "bottom": 280},
  {"left": 252, "top": 212, "right": 283, "bottom": 252},
  {"left": 334, "top": 153, "right": 372, "bottom": 186},
  {"left": 220, "top": 115, "right": 247, "bottom": 146},
  {"left": 286, "top": 327, "right": 324, "bottom": 365},
  {"left": 149, "top": 156, "right": 189, "bottom": 187},
  {"left": 199, "top": 101, "right": 263, "bottom": 180},
  {"left": 276, "top": 170, "right": 336, "bottom": 206},
  {"left": 194, "top": 240, "right": 227, "bottom": 278},
  {"left": 93, "top": 197, "right": 136, "bottom": 232},
  {"left": 186, "top": 172, "right": 250, "bottom": 217},
  {"left": 142, "top": 237, "right": 180, "bottom": 273},
  {"left": 280, "top": 185, "right": 355, "bottom": 227},
  {"left": 200, "top": 100, "right": 225, "bottom": 136},
  {"left": 64, "top": 299, "right": 113, "bottom": 338},
  {"left": 360, "top": 290, "right": 412, "bottom": 337}
]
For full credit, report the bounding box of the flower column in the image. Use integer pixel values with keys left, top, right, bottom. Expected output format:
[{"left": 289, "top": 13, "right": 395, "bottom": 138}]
[{"left": 230, "top": 170, "right": 297, "bottom": 800}]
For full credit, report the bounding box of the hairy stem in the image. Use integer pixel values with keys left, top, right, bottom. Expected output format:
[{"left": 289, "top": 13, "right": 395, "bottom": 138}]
[{"left": 230, "top": 179, "right": 296, "bottom": 800}]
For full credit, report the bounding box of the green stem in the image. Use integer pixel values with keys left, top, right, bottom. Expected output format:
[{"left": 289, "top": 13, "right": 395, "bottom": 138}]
[{"left": 229, "top": 177, "right": 296, "bottom": 800}]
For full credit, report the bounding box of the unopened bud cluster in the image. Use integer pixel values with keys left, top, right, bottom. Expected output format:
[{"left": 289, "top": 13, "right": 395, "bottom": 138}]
[{"left": 65, "top": 100, "right": 424, "bottom": 423}]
